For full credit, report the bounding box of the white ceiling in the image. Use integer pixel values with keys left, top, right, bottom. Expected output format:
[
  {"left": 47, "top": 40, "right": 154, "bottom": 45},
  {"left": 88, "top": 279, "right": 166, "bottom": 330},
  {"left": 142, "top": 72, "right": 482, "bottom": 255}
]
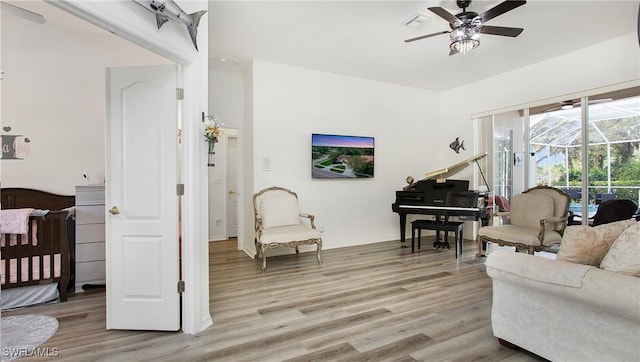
[
  {"left": 5, "top": 1, "right": 638, "bottom": 93},
  {"left": 208, "top": 1, "right": 640, "bottom": 91}
]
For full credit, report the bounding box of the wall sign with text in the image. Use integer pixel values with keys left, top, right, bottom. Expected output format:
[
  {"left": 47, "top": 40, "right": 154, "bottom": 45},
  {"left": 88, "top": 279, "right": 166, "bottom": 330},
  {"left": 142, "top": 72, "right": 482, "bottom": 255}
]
[{"left": 1, "top": 126, "right": 31, "bottom": 160}]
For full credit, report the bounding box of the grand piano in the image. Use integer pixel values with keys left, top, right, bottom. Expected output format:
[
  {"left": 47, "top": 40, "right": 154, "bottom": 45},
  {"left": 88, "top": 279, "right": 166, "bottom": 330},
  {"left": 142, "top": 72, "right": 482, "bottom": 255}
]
[{"left": 392, "top": 153, "right": 489, "bottom": 248}]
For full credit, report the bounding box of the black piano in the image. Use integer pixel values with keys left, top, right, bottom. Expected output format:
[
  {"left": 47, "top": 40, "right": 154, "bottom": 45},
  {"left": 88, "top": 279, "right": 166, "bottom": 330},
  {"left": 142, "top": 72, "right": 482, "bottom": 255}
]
[{"left": 391, "top": 153, "right": 489, "bottom": 248}]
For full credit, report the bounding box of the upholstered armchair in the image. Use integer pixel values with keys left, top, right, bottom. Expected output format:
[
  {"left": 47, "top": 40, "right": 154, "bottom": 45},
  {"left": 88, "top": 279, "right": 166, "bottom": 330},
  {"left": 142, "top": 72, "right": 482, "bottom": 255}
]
[
  {"left": 476, "top": 186, "right": 570, "bottom": 256},
  {"left": 253, "top": 186, "right": 322, "bottom": 271}
]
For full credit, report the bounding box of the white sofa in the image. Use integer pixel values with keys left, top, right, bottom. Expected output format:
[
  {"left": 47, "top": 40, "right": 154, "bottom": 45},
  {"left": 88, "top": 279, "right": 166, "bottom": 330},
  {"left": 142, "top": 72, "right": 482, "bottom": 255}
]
[{"left": 485, "top": 221, "right": 640, "bottom": 362}]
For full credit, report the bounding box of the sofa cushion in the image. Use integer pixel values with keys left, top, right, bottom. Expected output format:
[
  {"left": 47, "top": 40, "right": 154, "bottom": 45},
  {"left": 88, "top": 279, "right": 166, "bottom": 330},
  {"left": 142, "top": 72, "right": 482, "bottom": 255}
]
[
  {"left": 259, "top": 193, "right": 300, "bottom": 228},
  {"left": 486, "top": 249, "right": 593, "bottom": 288},
  {"left": 557, "top": 219, "right": 636, "bottom": 266},
  {"left": 600, "top": 222, "right": 640, "bottom": 277},
  {"left": 509, "top": 193, "right": 554, "bottom": 229}
]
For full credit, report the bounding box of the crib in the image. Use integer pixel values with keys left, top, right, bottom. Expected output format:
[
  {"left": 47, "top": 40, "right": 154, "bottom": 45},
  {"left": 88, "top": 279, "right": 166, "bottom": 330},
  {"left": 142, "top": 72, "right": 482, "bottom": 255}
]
[{"left": 1, "top": 188, "right": 75, "bottom": 308}]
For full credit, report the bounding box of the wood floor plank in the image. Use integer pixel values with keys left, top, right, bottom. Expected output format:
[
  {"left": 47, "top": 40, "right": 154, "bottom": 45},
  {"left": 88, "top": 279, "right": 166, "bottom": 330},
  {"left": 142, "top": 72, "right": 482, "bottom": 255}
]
[{"left": 2, "top": 237, "right": 546, "bottom": 361}]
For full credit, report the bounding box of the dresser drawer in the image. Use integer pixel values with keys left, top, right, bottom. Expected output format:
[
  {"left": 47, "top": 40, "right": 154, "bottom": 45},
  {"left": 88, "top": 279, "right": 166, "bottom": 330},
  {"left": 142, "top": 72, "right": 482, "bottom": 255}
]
[
  {"left": 75, "top": 260, "right": 106, "bottom": 281},
  {"left": 76, "top": 185, "right": 105, "bottom": 205},
  {"left": 76, "top": 242, "right": 105, "bottom": 262},
  {"left": 76, "top": 223, "right": 105, "bottom": 243},
  {"left": 76, "top": 205, "right": 105, "bottom": 224}
]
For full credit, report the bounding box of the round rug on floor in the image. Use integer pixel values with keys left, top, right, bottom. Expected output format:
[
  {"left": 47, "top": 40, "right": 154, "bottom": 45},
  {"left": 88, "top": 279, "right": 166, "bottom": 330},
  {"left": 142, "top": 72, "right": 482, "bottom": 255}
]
[{"left": 1, "top": 314, "right": 58, "bottom": 362}]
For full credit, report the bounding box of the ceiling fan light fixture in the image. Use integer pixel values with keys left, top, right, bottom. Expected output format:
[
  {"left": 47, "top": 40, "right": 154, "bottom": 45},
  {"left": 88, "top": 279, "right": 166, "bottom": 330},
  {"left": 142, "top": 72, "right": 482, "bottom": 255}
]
[
  {"left": 450, "top": 38, "right": 480, "bottom": 54},
  {"left": 450, "top": 26, "right": 480, "bottom": 54}
]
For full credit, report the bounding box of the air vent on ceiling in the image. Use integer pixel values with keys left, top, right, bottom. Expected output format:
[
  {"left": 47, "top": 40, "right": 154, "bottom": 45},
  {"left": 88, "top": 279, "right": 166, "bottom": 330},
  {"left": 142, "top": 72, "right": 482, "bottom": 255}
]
[{"left": 403, "top": 13, "right": 428, "bottom": 28}]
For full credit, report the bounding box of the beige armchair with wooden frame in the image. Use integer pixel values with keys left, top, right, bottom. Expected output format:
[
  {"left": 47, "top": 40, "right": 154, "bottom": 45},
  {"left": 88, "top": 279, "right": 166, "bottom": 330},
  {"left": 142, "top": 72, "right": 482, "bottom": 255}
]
[
  {"left": 253, "top": 186, "right": 322, "bottom": 271},
  {"left": 477, "top": 186, "right": 571, "bottom": 256}
]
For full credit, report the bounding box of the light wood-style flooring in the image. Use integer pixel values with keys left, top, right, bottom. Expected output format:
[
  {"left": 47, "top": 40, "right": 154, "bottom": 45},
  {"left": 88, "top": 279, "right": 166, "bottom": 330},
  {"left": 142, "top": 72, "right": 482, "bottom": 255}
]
[{"left": 3, "top": 238, "right": 545, "bottom": 361}]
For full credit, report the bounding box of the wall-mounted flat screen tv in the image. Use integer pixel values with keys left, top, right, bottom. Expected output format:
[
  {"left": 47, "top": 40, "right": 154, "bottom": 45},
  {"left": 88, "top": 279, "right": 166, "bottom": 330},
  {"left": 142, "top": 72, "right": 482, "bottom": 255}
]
[{"left": 312, "top": 133, "right": 375, "bottom": 179}]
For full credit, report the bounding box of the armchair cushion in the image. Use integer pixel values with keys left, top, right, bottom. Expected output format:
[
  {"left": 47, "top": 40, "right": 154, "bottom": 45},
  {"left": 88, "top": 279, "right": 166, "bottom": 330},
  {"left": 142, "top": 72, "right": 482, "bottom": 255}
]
[
  {"left": 557, "top": 219, "right": 636, "bottom": 266},
  {"left": 509, "top": 193, "right": 554, "bottom": 229},
  {"left": 600, "top": 222, "right": 640, "bottom": 276},
  {"left": 260, "top": 224, "right": 321, "bottom": 243},
  {"left": 478, "top": 224, "right": 562, "bottom": 246},
  {"left": 259, "top": 193, "right": 300, "bottom": 228}
]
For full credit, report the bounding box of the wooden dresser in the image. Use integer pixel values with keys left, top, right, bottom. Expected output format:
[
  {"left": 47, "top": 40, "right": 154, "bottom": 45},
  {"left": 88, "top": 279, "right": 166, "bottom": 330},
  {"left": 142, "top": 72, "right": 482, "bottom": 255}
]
[{"left": 75, "top": 185, "right": 106, "bottom": 292}]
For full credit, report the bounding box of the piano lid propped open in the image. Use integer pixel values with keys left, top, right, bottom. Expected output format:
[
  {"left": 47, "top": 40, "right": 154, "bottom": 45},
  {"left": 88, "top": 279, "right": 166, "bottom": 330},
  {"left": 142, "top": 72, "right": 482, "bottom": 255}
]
[{"left": 404, "top": 152, "right": 488, "bottom": 190}]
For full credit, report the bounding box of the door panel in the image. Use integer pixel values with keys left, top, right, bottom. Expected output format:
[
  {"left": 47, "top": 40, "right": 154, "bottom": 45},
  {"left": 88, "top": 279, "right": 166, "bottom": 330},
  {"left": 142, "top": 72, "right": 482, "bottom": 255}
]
[{"left": 106, "top": 64, "right": 179, "bottom": 331}]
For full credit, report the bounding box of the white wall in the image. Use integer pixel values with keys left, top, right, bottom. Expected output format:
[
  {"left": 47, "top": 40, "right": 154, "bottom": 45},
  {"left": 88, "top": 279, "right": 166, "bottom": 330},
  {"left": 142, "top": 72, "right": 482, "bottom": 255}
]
[
  {"left": 209, "top": 70, "right": 244, "bottom": 129},
  {"left": 1, "top": 6, "right": 168, "bottom": 195},
  {"left": 250, "top": 60, "right": 445, "bottom": 251}
]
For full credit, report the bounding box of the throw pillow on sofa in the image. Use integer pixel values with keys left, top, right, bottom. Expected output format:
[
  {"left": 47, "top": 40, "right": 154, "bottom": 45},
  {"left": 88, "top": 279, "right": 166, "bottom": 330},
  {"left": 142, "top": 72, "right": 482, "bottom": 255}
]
[
  {"left": 600, "top": 221, "right": 640, "bottom": 277},
  {"left": 556, "top": 219, "right": 637, "bottom": 266}
]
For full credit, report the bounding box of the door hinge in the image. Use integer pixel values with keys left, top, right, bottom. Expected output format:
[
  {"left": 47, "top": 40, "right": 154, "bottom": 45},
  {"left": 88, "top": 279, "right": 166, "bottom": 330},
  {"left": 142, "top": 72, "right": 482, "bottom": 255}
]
[
  {"left": 177, "top": 183, "right": 184, "bottom": 196},
  {"left": 178, "top": 280, "right": 185, "bottom": 294},
  {"left": 177, "top": 128, "right": 182, "bottom": 144},
  {"left": 176, "top": 88, "right": 184, "bottom": 100}
]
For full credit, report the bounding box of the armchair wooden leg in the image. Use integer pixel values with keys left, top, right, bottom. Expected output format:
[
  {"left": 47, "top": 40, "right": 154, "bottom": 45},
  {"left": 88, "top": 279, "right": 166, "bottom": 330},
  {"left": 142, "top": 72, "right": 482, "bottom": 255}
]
[
  {"left": 261, "top": 245, "right": 267, "bottom": 271},
  {"left": 255, "top": 238, "right": 260, "bottom": 259},
  {"left": 476, "top": 237, "right": 485, "bottom": 258},
  {"left": 316, "top": 240, "right": 322, "bottom": 264}
]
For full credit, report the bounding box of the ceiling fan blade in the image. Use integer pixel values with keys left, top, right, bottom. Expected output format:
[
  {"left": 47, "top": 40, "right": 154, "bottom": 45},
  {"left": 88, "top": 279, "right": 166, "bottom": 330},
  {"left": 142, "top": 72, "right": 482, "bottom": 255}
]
[
  {"left": 428, "top": 7, "right": 461, "bottom": 26},
  {"left": 478, "top": 0, "right": 526, "bottom": 23},
  {"left": 1, "top": 2, "right": 46, "bottom": 24},
  {"left": 479, "top": 25, "right": 524, "bottom": 37},
  {"left": 404, "top": 30, "right": 449, "bottom": 43},
  {"left": 545, "top": 97, "right": 614, "bottom": 112}
]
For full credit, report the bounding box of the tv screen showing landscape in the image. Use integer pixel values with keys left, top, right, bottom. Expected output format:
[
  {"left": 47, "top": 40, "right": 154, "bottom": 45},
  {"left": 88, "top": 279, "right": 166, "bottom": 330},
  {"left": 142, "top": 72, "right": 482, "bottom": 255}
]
[{"left": 312, "top": 133, "right": 375, "bottom": 179}]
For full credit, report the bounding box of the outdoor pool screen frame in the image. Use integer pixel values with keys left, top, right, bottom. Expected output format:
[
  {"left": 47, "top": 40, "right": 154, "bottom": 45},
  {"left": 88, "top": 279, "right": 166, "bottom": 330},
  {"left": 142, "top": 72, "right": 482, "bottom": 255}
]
[{"left": 311, "top": 133, "right": 375, "bottom": 179}]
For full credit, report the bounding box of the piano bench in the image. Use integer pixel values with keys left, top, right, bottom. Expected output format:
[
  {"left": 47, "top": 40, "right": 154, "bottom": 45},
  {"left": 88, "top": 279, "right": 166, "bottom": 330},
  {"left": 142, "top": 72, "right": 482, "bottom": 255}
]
[{"left": 411, "top": 220, "right": 464, "bottom": 257}]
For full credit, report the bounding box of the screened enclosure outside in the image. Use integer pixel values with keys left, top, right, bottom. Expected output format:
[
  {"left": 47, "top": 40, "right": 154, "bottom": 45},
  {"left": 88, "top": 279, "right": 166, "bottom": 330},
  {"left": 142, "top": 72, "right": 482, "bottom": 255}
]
[{"left": 530, "top": 95, "right": 640, "bottom": 205}]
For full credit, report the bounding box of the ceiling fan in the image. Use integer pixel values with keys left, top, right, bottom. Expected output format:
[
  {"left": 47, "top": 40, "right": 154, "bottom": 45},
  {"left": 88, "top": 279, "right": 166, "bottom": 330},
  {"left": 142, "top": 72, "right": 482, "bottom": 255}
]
[
  {"left": 545, "top": 98, "right": 613, "bottom": 112},
  {"left": 404, "top": 0, "right": 526, "bottom": 56}
]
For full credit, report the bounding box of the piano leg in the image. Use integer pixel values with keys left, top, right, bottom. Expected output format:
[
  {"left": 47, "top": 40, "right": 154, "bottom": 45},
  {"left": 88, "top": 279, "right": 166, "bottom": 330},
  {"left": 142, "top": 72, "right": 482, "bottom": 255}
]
[{"left": 399, "top": 213, "right": 407, "bottom": 248}]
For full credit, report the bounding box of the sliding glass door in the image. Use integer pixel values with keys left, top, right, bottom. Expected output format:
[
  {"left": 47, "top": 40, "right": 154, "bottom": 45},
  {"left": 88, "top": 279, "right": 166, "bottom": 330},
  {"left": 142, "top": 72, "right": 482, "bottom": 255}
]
[
  {"left": 529, "top": 89, "right": 640, "bottom": 224},
  {"left": 476, "top": 86, "right": 639, "bottom": 226}
]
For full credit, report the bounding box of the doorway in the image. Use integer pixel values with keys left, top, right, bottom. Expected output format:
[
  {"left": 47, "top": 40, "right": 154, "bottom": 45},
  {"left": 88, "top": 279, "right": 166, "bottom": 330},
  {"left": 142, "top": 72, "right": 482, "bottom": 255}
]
[
  {"left": 3, "top": 0, "right": 212, "bottom": 334},
  {"left": 207, "top": 129, "right": 240, "bottom": 241}
]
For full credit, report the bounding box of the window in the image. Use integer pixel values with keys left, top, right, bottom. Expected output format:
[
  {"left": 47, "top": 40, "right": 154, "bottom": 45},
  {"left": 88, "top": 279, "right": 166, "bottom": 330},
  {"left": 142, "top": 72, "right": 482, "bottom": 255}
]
[{"left": 475, "top": 86, "right": 640, "bottom": 225}]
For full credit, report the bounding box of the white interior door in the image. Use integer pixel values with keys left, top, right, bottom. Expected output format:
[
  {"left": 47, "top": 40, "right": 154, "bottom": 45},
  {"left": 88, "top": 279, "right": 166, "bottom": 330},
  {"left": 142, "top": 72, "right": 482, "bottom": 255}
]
[
  {"left": 227, "top": 136, "right": 238, "bottom": 238},
  {"left": 106, "top": 64, "right": 180, "bottom": 331}
]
